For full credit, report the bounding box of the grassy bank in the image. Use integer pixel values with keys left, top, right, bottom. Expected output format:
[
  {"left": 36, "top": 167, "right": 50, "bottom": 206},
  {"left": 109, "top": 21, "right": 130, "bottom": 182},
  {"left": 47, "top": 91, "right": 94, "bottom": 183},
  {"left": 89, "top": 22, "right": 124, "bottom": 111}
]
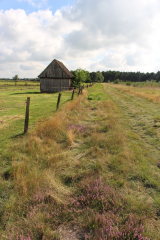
[{"left": 0, "top": 83, "right": 160, "bottom": 239}]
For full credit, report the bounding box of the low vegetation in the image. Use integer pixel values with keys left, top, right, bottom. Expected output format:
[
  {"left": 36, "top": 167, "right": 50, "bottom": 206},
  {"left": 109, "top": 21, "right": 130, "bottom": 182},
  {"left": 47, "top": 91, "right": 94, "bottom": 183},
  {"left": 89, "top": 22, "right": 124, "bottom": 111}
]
[
  {"left": 110, "top": 82, "right": 160, "bottom": 103},
  {"left": 0, "top": 81, "right": 72, "bottom": 150},
  {"left": 0, "top": 83, "right": 160, "bottom": 239}
]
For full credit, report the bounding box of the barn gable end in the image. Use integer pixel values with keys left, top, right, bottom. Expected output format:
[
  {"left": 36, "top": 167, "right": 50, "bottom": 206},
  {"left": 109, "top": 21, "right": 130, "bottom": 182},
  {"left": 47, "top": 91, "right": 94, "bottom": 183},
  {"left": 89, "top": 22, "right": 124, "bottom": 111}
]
[
  {"left": 38, "top": 59, "right": 74, "bottom": 93},
  {"left": 38, "top": 59, "right": 73, "bottom": 79}
]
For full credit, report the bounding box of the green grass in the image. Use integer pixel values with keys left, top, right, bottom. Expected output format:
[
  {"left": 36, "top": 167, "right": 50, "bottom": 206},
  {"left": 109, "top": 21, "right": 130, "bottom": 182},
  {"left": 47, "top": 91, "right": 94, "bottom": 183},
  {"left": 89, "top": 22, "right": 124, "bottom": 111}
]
[
  {"left": 0, "top": 80, "right": 39, "bottom": 86},
  {"left": 1, "top": 82, "right": 160, "bottom": 239},
  {"left": 0, "top": 82, "right": 74, "bottom": 150}
]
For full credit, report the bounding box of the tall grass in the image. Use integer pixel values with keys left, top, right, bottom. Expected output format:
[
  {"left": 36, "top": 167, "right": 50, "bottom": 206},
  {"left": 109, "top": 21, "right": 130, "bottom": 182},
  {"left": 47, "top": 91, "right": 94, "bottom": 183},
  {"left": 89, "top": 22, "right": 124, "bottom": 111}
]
[
  {"left": 111, "top": 83, "right": 160, "bottom": 103},
  {"left": 0, "top": 84, "right": 158, "bottom": 239},
  {"left": 132, "top": 80, "right": 160, "bottom": 88}
]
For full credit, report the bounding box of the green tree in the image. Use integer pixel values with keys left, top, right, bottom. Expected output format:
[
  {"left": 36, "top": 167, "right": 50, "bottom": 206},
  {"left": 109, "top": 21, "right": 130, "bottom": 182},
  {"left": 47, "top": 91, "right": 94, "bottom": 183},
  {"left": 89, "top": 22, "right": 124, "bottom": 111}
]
[
  {"left": 12, "top": 74, "right": 18, "bottom": 86},
  {"left": 72, "top": 69, "right": 87, "bottom": 87},
  {"left": 96, "top": 71, "right": 104, "bottom": 82},
  {"left": 91, "top": 71, "right": 104, "bottom": 83},
  {"left": 85, "top": 71, "right": 91, "bottom": 83}
]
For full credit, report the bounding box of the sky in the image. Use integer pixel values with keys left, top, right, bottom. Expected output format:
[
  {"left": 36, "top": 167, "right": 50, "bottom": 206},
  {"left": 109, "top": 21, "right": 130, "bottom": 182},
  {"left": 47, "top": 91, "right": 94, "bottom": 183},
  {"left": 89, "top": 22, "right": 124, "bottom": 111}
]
[{"left": 0, "top": 0, "right": 160, "bottom": 78}]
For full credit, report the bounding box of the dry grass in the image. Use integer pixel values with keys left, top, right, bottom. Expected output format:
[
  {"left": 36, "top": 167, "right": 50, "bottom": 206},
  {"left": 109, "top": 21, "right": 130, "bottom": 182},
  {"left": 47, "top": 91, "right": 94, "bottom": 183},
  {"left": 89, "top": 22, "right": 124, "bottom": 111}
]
[
  {"left": 5, "top": 93, "right": 88, "bottom": 201},
  {"left": 0, "top": 115, "right": 24, "bottom": 130},
  {"left": 67, "top": 129, "right": 74, "bottom": 146},
  {"left": 0, "top": 122, "right": 8, "bottom": 129},
  {"left": 112, "top": 84, "right": 160, "bottom": 103},
  {"left": 1, "top": 85, "right": 160, "bottom": 239}
]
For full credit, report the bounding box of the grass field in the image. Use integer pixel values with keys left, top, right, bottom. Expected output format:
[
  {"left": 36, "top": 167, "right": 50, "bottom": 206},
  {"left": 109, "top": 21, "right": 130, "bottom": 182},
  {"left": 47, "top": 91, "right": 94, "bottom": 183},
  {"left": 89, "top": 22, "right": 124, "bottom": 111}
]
[
  {"left": 1, "top": 82, "right": 160, "bottom": 239},
  {"left": 0, "top": 82, "right": 74, "bottom": 150},
  {"left": 113, "top": 83, "right": 160, "bottom": 103}
]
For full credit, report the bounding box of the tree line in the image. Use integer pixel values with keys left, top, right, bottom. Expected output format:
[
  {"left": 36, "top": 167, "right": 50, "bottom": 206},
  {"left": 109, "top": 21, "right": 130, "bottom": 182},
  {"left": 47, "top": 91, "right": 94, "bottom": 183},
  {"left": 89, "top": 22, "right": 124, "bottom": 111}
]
[
  {"left": 70, "top": 69, "right": 160, "bottom": 87},
  {"left": 101, "top": 71, "right": 160, "bottom": 83},
  {"left": 3, "top": 69, "right": 159, "bottom": 88},
  {"left": 70, "top": 69, "right": 104, "bottom": 87}
]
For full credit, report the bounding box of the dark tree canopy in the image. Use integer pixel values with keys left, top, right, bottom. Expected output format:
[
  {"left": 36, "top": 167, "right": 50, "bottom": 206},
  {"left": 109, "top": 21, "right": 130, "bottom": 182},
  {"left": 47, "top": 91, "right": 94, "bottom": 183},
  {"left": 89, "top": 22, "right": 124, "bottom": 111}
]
[
  {"left": 101, "top": 71, "right": 160, "bottom": 83},
  {"left": 90, "top": 71, "right": 104, "bottom": 83},
  {"left": 71, "top": 69, "right": 160, "bottom": 85}
]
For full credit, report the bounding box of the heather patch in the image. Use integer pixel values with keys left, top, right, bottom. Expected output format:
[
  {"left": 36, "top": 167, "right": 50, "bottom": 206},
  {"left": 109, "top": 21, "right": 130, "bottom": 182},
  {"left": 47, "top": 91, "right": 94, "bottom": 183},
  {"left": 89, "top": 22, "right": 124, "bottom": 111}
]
[
  {"left": 9, "top": 179, "right": 149, "bottom": 240},
  {"left": 72, "top": 178, "right": 148, "bottom": 240},
  {"left": 67, "top": 124, "right": 92, "bottom": 134}
]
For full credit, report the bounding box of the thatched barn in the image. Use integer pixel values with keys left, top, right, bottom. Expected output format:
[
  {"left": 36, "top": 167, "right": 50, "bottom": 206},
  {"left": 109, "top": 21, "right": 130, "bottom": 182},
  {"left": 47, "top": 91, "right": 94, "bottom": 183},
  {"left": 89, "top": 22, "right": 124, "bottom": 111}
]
[{"left": 38, "top": 59, "right": 74, "bottom": 93}]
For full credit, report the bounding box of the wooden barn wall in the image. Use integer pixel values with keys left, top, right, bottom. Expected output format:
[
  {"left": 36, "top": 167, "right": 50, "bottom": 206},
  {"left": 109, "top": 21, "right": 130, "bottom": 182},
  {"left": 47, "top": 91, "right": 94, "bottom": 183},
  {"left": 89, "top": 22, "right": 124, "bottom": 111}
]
[{"left": 40, "top": 79, "right": 71, "bottom": 93}]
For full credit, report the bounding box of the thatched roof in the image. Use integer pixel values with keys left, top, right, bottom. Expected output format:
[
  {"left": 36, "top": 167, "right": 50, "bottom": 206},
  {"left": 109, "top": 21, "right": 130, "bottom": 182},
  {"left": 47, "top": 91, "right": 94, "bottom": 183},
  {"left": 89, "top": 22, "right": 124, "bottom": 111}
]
[{"left": 38, "top": 59, "right": 74, "bottom": 79}]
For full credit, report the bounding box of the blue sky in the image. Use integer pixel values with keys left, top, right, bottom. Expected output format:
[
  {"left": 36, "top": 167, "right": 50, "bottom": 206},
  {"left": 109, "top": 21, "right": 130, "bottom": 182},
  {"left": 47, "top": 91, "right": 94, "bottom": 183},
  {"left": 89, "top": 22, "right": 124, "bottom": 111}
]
[
  {"left": 0, "top": 0, "right": 160, "bottom": 77},
  {"left": 0, "top": 0, "right": 74, "bottom": 14}
]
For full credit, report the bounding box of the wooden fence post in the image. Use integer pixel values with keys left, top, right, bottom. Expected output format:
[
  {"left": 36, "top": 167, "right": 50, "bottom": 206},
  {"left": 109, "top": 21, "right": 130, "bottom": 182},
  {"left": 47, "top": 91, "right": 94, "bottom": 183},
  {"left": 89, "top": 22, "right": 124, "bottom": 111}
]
[
  {"left": 24, "top": 97, "right": 30, "bottom": 134},
  {"left": 71, "top": 90, "right": 74, "bottom": 100},
  {"left": 87, "top": 84, "right": 88, "bottom": 88},
  {"left": 56, "top": 93, "right": 62, "bottom": 110},
  {"left": 81, "top": 87, "right": 83, "bottom": 94},
  {"left": 77, "top": 88, "right": 81, "bottom": 96}
]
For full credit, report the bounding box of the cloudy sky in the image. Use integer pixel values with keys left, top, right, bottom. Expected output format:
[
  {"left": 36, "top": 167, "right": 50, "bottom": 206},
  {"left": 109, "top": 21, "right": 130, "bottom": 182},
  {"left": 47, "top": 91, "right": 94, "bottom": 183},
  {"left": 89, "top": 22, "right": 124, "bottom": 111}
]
[{"left": 0, "top": 0, "right": 160, "bottom": 78}]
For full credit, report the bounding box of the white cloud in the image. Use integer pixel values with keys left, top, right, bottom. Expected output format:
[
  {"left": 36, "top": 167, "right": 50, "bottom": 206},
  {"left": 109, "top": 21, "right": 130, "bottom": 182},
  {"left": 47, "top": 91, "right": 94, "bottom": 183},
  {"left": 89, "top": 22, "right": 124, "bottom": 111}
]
[
  {"left": 59, "top": 0, "right": 160, "bottom": 72},
  {"left": 0, "top": 0, "right": 160, "bottom": 77},
  {"left": 0, "top": 8, "right": 82, "bottom": 77}
]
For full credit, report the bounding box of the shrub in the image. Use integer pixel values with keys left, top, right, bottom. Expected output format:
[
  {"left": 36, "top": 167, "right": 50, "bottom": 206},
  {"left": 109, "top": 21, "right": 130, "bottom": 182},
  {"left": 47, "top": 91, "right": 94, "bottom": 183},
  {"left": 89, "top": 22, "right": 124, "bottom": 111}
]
[
  {"left": 126, "top": 81, "right": 132, "bottom": 86},
  {"left": 88, "top": 95, "right": 93, "bottom": 100},
  {"left": 114, "top": 79, "right": 119, "bottom": 84}
]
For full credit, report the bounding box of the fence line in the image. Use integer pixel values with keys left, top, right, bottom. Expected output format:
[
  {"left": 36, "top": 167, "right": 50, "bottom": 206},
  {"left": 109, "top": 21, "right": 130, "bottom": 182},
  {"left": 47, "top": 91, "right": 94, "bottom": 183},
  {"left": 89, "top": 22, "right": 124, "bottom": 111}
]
[{"left": 23, "top": 83, "right": 94, "bottom": 132}]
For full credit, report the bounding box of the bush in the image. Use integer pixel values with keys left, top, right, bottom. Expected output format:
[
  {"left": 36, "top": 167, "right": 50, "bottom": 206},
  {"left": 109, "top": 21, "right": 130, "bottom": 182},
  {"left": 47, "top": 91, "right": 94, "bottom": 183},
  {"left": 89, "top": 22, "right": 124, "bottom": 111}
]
[
  {"left": 88, "top": 95, "right": 93, "bottom": 100},
  {"left": 114, "top": 79, "right": 119, "bottom": 84},
  {"left": 126, "top": 81, "right": 132, "bottom": 86}
]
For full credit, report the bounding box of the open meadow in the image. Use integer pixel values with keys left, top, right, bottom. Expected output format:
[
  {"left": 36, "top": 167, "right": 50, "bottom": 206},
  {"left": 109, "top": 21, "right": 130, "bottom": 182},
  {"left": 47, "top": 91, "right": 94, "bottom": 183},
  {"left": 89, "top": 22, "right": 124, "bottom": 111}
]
[
  {"left": 0, "top": 82, "right": 160, "bottom": 239},
  {"left": 0, "top": 81, "right": 73, "bottom": 150}
]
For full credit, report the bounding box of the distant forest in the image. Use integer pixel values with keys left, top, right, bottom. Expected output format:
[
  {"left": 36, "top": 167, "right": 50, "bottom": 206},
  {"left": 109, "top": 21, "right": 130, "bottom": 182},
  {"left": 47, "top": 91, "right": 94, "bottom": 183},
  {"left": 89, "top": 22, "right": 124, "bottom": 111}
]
[
  {"left": 98, "top": 71, "right": 160, "bottom": 83},
  {"left": 1, "top": 70, "right": 160, "bottom": 83},
  {"left": 71, "top": 70, "right": 160, "bottom": 83}
]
